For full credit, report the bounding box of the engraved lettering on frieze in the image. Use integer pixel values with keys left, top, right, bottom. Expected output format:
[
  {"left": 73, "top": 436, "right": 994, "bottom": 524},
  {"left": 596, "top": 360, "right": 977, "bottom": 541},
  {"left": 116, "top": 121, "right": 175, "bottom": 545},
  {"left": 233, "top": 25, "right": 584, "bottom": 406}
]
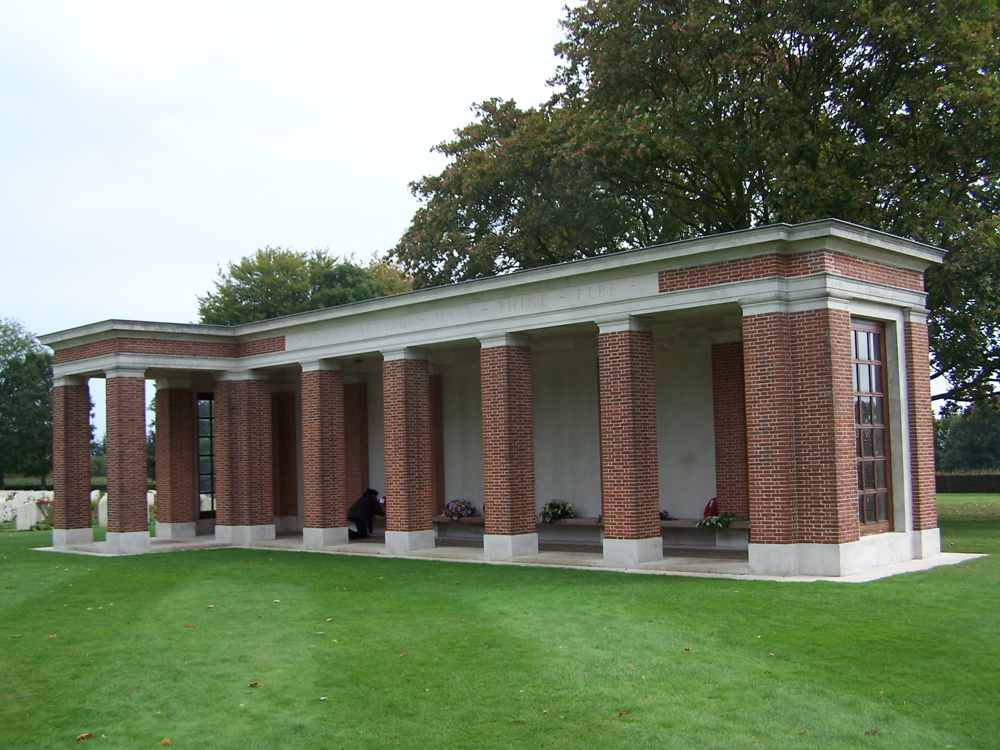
[
  {"left": 576, "top": 283, "right": 618, "bottom": 302},
  {"left": 496, "top": 294, "right": 549, "bottom": 314}
]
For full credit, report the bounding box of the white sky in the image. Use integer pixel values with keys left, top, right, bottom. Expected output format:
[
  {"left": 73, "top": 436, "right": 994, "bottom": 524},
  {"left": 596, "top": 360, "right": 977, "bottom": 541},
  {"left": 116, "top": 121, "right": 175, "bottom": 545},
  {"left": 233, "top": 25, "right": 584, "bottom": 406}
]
[
  {"left": 1, "top": 0, "right": 578, "bottom": 339},
  {"left": 0, "top": 0, "right": 579, "bottom": 436}
]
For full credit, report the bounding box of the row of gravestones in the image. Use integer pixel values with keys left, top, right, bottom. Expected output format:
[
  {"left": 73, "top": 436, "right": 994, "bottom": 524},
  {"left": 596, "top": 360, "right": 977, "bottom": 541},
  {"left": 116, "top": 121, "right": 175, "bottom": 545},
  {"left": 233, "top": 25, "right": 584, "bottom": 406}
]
[{"left": 0, "top": 491, "right": 156, "bottom": 531}]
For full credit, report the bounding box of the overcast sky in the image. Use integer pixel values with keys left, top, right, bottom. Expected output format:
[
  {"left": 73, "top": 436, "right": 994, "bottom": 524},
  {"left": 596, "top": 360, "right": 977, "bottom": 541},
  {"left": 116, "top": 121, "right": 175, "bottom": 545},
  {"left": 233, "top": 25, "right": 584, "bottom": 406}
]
[{"left": 1, "top": 0, "right": 579, "bottom": 340}]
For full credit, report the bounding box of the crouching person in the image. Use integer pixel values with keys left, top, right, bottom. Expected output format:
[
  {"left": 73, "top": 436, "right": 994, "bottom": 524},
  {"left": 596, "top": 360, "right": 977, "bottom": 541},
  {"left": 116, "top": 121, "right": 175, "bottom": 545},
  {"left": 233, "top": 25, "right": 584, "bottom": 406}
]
[{"left": 348, "top": 488, "right": 384, "bottom": 539}]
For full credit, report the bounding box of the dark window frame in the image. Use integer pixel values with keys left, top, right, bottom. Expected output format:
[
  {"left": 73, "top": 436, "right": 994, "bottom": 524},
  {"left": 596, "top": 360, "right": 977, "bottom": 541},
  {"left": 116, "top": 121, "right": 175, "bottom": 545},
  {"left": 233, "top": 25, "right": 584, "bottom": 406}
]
[
  {"left": 196, "top": 393, "right": 216, "bottom": 519},
  {"left": 853, "top": 319, "right": 892, "bottom": 534}
]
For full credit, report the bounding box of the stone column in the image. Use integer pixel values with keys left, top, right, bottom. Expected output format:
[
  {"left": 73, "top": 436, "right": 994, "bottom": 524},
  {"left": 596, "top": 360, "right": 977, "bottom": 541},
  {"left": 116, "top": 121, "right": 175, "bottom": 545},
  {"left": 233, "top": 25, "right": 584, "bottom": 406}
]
[
  {"left": 597, "top": 317, "right": 661, "bottom": 568},
  {"left": 301, "top": 362, "right": 348, "bottom": 548},
  {"left": 381, "top": 349, "right": 435, "bottom": 554},
  {"left": 154, "top": 380, "right": 197, "bottom": 540},
  {"left": 214, "top": 372, "right": 275, "bottom": 545},
  {"left": 51, "top": 376, "right": 92, "bottom": 549},
  {"left": 480, "top": 334, "right": 537, "bottom": 560},
  {"left": 105, "top": 369, "right": 151, "bottom": 554}
]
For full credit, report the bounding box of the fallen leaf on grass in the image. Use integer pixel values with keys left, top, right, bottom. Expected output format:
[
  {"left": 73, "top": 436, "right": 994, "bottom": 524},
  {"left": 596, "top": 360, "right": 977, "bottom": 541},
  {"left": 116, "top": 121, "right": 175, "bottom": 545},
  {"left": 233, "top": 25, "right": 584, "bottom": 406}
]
[
  {"left": 249, "top": 681, "right": 263, "bottom": 688},
  {"left": 864, "top": 729, "right": 883, "bottom": 736},
  {"left": 49, "top": 634, "right": 57, "bottom": 639},
  {"left": 398, "top": 653, "right": 407, "bottom": 658},
  {"left": 160, "top": 739, "right": 172, "bottom": 745},
  {"left": 75, "top": 733, "right": 94, "bottom": 742},
  {"left": 11, "top": 634, "right": 22, "bottom": 638},
  {"left": 184, "top": 623, "right": 196, "bottom": 628},
  {"left": 619, "top": 711, "right": 629, "bottom": 716}
]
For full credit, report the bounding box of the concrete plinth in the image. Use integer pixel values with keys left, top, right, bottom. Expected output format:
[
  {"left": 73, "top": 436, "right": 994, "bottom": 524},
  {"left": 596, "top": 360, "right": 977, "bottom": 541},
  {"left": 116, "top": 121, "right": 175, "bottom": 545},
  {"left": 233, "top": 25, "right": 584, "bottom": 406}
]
[
  {"left": 484, "top": 533, "right": 538, "bottom": 560},
  {"left": 52, "top": 527, "right": 93, "bottom": 549},
  {"left": 155, "top": 522, "right": 196, "bottom": 540},
  {"left": 603, "top": 536, "right": 663, "bottom": 568},
  {"left": 106, "top": 531, "right": 152, "bottom": 555},
  {"left": 303, "top": 526, "right": 349, "bottom": 549},
  {"left": 215, "top": 524, "right": 277, "bottom": 546},
  {"left": 385, "top": 530, "right": 436, "bottom": 555}
]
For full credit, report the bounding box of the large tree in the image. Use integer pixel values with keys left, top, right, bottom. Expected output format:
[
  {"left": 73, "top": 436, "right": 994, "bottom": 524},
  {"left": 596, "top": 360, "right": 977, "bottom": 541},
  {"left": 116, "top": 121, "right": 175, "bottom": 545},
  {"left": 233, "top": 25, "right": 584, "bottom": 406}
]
[
  {"left": 0, "top": 319, "right": 52, "bottom": 486},
  {"left": 936, "top": 407, "right": 1000, "bottom": 471},
  {"left": 392, "top": 0, "right": 1000, "bottom": 411},
  {"left": 198, "top": 248, "right": 413, "bottom": 325}
]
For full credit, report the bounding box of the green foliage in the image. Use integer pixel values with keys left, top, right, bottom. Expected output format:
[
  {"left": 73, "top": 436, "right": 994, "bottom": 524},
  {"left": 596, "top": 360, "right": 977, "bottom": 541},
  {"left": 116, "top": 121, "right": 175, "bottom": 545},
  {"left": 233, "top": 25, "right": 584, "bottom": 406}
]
[
  {"left": 392, "top": 0, "right": 1000, "bottom": 412},
  {"left": 696, "top": 511, "right": 742, "bottom": 530},
  {"left": 935, "top": 407, "right": 1000, "bottom": 471},
  {"left": 197, "top": 248, "right": 408, "bottom": 325},
  {"left": 0, "top": 318, "right": 52, "bottom": 485},
  {"left": 540, "top": 498, "right": 577, "bottom": 523}
]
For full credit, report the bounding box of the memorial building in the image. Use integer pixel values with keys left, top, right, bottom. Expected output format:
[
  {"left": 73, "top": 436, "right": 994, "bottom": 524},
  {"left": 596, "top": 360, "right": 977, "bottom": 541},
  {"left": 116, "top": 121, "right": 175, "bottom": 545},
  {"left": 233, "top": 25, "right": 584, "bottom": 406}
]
[{"left": 42, "top": 220, "right": 944, "bottom": 577}]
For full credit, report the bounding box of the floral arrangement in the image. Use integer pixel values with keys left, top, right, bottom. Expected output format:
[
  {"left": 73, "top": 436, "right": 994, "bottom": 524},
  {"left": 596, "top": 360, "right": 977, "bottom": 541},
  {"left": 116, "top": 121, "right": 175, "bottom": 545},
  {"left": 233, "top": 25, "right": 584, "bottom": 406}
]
[
  {"left": 696, "top": 511, "right": 742, "bottom": 530},
  {"left": 659, "top": 509, "right": 672, "bottom": 520},
  {"left": 540, "top": 499, "right": 577, "bottom": 524},
  {"left": 443, "top": 499, "right": 479, "bottom": 520}
]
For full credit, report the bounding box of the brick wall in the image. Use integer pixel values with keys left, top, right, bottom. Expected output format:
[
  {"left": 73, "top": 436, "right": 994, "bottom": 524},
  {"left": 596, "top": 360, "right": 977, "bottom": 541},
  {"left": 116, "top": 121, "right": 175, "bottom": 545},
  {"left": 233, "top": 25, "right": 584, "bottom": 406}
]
[
  {"left": 659, "top": 251, "right": 925, "bottom": 294},
  {"left": 906, "top": 320, "right": 938, "bottom": 531},
  {"left": 744, "top": 309, "right": 859, "bottom": 545},
  {"left": 53, "top": 335, "right": 285, "bottom": 365},
  {"left": 598, "top": 329, "right": 660, "bottom": 541},
  {"left": 271, "top": 391, "right": 298, "bottom": 517},
  {"left": 52, "top": 383, "right": 92, "bottom": 530},
  {"left": 105, "top": 376, "right": 150, "bottom": 534},
  {"left": 154, "top": 387, "right": 197, "bottom": 524},
  {"left": 743, "top": 313, "right": 798, "bottom": 544},
  {"left": 481, "top": 344, "right": 536, "bottom": 536},
  {"left": 214, "top": 378, "right": 273, "bottom": 528},
  {"left": 383, "top": 358, "right": 433, "bottom": 532},
  {"left": 711, "top": 342, "right": 749, "bottom": 518},
  {"left": 343, "top": 383, "right": 369, "bottom": 500},
  {"left": 301, "top": 368, "right": 347, "bottom": 529},
  {"left": 789, "top": 309, "right": 858, "bottom": 544}
]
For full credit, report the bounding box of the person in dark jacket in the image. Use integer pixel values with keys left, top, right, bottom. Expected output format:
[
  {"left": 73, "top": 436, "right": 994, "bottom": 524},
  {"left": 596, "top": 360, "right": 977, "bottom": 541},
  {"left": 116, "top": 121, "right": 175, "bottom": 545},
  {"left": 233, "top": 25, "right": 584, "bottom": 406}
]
[{"left": 348, "top": 488, "right": 384, "bottom": 539}]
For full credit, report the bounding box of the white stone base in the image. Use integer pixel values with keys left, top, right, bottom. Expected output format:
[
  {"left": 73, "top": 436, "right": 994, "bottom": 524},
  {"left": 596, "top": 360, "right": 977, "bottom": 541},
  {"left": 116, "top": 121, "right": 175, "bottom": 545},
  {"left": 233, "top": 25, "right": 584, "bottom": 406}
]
[
  {"left": 484, "top": 533, "right": 538, "bottom": 560},
  {"left": 603, "top": 536, "right": 663, "bottom": 568},
  {"left": 215, "top": 524, "right": 277, "bottom": 546},
  {"left": 274, "top": 515, "right": 303, "bottom": 533},
  {"left": 155, "top": 521, "right": 196, "bottom": 540},
  {"left": 303, "top": 526, "right": 349, "bottom": 549},
  {"left": 912, "top": 528, "right": 941, "bottom": 559},
  {"left": 52, "top": 527, "right": 93, "bottom": 548},
  {"left": 385, "top": 529, "right": 436, "bottom": 555},
  {"left": 749, "top": 530, "right": 942, "bottom": 577},
  {"left": 106, "top": 531, "right": 152, "bottom": 555}
]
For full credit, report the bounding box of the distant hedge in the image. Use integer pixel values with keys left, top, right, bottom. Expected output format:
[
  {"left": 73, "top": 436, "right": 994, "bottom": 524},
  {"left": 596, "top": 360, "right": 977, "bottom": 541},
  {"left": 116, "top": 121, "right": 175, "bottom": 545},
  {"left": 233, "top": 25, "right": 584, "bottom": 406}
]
[{"left": 936, "top": 474, "right": 1000, "bottom": 493}]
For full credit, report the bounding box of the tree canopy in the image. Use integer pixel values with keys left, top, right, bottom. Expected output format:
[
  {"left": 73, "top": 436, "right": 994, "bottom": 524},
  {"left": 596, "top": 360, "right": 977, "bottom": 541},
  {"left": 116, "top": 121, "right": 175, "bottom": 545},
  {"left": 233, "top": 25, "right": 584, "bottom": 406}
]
[
  {"left": 0, "top": 319, "right": 52, "bottom": 485},
  {"left": 391, "top": 0, "right": 1000, "bottom": 411},
  {"left": 197, "top": 248, "right": 413, "bottom": 325},
  {"left": 936, "top": 407, "right": 1000, "bottom": 471}
]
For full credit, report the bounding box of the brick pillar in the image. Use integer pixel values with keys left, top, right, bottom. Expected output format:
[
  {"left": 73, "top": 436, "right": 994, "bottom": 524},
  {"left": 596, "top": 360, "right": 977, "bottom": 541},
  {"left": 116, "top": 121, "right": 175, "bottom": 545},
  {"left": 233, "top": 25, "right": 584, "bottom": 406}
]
[
  {"left": 214, "top": 373, "right": 275, "bottom": 545},
  {"left": 743, "top": 310, "right": 798, "bottom": 547},
  {"left": 743, "top": 306, "right": 858, "bottom": 575},
  {"left": 382, "top": 350, "right": 435, "bottom": 553},
  {"left": 344, "top": 383, "right": 370, "bottom": 500},
  {"left": 905, "top": 314, "right": 940, "bottom": 556},
  {"left": 480, "top": 335, "right": 537, "bottom": 559},
  {"left": 271, "top": 388, "right": 299, "bottom": 529},
  {"left": 51, "top": 377, "right": 92, "bottom": 548},
  {"left": 598, "top": 319, "right": 661, "bottom": 567},
  {"left": 154, "top": 381, "right": 197, "bottom": 540},
  {"left": 301, "top": 363, "right": 348, "bottom": 548},
  {"left": 789, "top": 308, "right": 857, "bottom": 545},
  {"left": 105, "top": 370, "right": 151, "bottom": 554},
  {"left": 711, "top": 341, "right": 749, "bottom": 518}
]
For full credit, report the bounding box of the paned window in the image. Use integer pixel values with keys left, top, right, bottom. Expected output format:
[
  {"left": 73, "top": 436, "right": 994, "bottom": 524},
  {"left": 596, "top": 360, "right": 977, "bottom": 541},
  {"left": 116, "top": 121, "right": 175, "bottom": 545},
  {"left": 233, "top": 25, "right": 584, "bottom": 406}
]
[
  {"left": 853, "top": 321, "right": 891, "bottom": 532},
  {"left": 197, "top": 394, "right": 216, "bottom": 517}
]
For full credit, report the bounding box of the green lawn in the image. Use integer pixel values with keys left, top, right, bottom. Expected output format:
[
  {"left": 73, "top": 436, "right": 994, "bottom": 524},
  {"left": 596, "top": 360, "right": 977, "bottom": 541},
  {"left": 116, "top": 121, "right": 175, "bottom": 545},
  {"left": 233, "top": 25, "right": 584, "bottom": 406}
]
[{"left": 1, "top": 496, "right": 997, "bottom": 749}]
